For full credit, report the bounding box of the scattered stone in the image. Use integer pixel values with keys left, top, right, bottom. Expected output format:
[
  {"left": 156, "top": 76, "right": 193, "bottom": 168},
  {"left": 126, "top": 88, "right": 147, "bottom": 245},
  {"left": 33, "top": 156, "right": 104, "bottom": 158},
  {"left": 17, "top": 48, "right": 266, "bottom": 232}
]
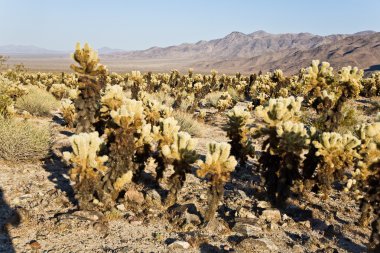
[
  {"left": 29, "top": 240, "right": 41, "bottom": 250},
  {"left": 116, "top": 204, "right": 126, "bottom": 212},
  {"left": 236, "top": 207, "right": 257, "bottom": 219},
  {"left": 268, "top": 222, "right": 278, "bottom": 230},
  {"left": 235, "top": 237, "right": 278, "bottom": 253},
  {"left": 125, "top": 189, "right": 145, "bottom": 205},
  {"left": 260, "top": 209, "right": 281, "bottom": 223},
  {"left": 292, "top": 244, "right": 304, "bottom": 253},
  {"left": 257, "top": 201, "right": 271, "bottom": 209},
  {"left": 145, "top": 189, "right": 162, "bottom": 207},
  {"left": 237, "top": 190, "right": 249, "bottom": 200},
  {"left": 72, "top": 210, "right": 100, "bottom": 221},
  {"left": 233, "top": 222, "right": 262, "bottom": 236},
  {"left": 300, "top": 220, "right": 311, "bottom": 228},
  {"left": 168, "top": 204, "right": 201, "bottom": 231},
  {"left": 168, "top": 240, "right": 190, "bottom": 251}
]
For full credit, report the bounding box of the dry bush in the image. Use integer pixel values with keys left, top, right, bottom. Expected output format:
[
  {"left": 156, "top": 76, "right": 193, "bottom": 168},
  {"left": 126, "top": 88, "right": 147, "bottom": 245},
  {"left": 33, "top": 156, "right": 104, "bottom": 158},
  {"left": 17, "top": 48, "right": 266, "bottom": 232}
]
[
  {"left": 204, "top": 91, "right": 225, "bottom": 107},
  {"left": 0, "top": 118, "right": 51, "bottom": 161},
  {"left": 15, "top": 86, "right": 59, "bottom": 117},
  {"left": 173, "top": 110, "right": 205, "bottom": 138}
]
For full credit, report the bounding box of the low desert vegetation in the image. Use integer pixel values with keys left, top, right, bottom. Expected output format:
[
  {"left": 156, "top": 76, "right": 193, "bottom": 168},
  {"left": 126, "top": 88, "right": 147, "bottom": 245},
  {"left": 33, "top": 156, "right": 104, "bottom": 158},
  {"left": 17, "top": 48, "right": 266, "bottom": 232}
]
[
  {"left": 0, "top": 118, "right": 50, "bottom": 161},
  {"left": 15, "top": 85, "right": 59, "bottom": 117},
  {"left": 0, "top": 45, "right": 379, "bottom": 252}
]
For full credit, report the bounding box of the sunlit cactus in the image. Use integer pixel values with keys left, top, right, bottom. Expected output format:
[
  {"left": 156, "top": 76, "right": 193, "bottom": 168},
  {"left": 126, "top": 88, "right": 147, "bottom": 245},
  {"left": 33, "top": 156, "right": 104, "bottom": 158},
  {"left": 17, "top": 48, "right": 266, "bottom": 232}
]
[
  {"left": 256, "top": 96, "right": 303, "bottom": 126},
  {"left": 60, "top": 99, "right": 76, "bottom": 128},
  {"left": 361, "top": 72, "right": 380, "bottom": 97},
  {"left": 152, "top": 117, "right": 181, "bottom": 181},
  {"left": 226, "top": 106, "right": 254, "bottom": 164},
  {"left": 351, "top": 121, "right": 380, "bottom": 230},
  {"left": 312, "top": 132, "right": 361, "bottom": 198},
  {"left": 110, "top": 99, "right": 144, "bottom": 129},
  {"left": 197, "top": 142, "right": 237, "bottom": 223},
  {"left": 161, "top": 131, "right": 198, "bottom": 207},
  {"left": 63, "top": 132, "right": 109, "bottom": 209},
  {"left": 337, "top": 66, "right": 363, "bottom": 99},
  {"left": 70, "top": 43, "right": 107, "bottom": 133},
  {"left": 216, "top": 92, "right": 233, "bottom": 111},
  {"left": 301, "top": 60, "right": 334, "bottom": 97},
  {"left": 70, "top": 42, "right": 107, "bottom": 76},
  {"left": 100, "top": 84, "right": 127, "bottom": 118}
]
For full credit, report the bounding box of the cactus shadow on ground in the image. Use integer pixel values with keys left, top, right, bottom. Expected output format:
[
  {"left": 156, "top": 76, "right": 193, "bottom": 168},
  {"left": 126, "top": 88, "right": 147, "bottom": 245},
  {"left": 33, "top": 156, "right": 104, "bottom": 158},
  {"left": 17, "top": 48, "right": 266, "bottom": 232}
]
[
  {"left": 43, "top": 153, "right": 77, "bottom": 207},
  {"left": 0, "top": 187, "right": 20, "bottom": 253}
]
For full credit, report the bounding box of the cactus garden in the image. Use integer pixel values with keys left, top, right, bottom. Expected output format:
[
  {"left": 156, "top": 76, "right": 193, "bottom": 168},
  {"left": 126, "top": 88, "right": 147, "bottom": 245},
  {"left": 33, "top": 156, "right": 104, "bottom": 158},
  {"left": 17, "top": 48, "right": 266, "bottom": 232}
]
[{"left": 1, "top": 43, "right": 380, "bottom": 253}]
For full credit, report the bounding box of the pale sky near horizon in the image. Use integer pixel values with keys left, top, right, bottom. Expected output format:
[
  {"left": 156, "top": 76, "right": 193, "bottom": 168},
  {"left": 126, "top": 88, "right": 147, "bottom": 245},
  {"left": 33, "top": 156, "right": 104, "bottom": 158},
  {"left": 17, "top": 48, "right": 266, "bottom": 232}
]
[{"left": 0, "top": 0, "right": 379, "bottom": 51}]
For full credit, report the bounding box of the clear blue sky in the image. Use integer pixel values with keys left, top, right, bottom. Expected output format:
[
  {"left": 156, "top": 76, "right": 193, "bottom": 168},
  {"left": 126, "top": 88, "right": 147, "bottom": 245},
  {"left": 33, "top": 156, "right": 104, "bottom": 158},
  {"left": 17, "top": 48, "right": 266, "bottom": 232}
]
[{"left": 0, "top": 0, "right": 379, "bottom": 51}]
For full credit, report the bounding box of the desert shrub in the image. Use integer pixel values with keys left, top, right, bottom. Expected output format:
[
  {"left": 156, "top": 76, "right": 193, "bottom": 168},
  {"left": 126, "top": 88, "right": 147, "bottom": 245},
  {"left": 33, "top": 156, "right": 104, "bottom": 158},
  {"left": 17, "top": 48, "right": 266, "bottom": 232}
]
[
  {"left": 172, "top": 110, "right": 205, "bottom": 137},
  {"left": 204, "top": 91, "right": 225, "bottom": 107},
  {"left": 15, "top": 86, "right": 59, "bottom": 116},
  {"left": 0, "top": 118, "right": 50, "bottom": 161}
]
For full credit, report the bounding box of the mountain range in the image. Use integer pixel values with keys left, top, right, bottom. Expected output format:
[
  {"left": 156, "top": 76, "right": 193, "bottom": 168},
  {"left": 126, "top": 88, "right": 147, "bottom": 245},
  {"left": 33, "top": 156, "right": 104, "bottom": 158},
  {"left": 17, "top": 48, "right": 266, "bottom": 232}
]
[{"left": 1, "top": 30, "right": 379, "bottom": 74}]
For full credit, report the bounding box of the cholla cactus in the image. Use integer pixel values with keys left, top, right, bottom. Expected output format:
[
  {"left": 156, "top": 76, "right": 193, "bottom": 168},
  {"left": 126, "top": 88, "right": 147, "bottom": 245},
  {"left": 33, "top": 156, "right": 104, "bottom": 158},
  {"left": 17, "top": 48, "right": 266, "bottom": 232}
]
[
  {"left": 337, "top": 66, "right": 363, "bottom": 99},
  {"left": 351, "top": 121, "right": 380, "bottom": 231},
  {"left": 226, "top": 106, "right": 254, "bottom": 164},
  {"left": 216, "top": 92, "right": 233, "bottom": 111},
  {"left": 70, "top": 43, "right": 107, "bottom": 133},
  {"left": 197, "top": 142, "right": 237, "bottom": 222},
  {"left": 256, "top": 96, "right": 303, "bottom": 126},
  {"left": 301, "top": 60, "right": 334, "bottom": 99},
  {"left": 100, "top": 84, "right": 127, "bottom": 120},
  {"left": 161, "top": 132, "right": 198, "bottom": 207},
  {"left": 255, "top": 119, "right": 313, "bottom": 205},
  {"left": 70, "top": 42, "right": 107, "bottom": 76},
  {"left": 312, "top": 132, "right": 361, "bottom": 198},
  {"left": 361, "top": 72, "right": 380, "bottom": 97},
  {"left": 110, "top": 99, "right": 144, "bottom": 129},
  {"left": 60, "top": 99, "right": 76, "bottom": 128},
  {"left": 152, "top": 117, "right": 181, "bottom": 181},
  {"left": 63, "top": 132, "right": 109, "bottom": 209}
]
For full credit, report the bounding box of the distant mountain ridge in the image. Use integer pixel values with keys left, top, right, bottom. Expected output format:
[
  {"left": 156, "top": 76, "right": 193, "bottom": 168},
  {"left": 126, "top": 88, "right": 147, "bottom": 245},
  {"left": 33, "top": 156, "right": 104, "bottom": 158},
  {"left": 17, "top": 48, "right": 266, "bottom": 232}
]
[{"left": 1, "top": 30, "right": 379, "bottom": 74}]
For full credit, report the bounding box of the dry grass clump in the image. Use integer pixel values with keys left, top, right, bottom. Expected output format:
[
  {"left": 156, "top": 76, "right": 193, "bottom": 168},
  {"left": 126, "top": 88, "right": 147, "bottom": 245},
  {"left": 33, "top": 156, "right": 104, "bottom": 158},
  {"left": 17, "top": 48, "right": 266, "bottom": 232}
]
[
  {"left": 172, "top": 110, "right": 206, "bottom": 138},
  {"left": 15, "top": 86, "right": 59, "bottom": 117},
  {"left": 0, "top": 118, "right": 51, "bottom": 161},
  {"left": 204, "top": 91, "right": 225, "bottom": 107}
]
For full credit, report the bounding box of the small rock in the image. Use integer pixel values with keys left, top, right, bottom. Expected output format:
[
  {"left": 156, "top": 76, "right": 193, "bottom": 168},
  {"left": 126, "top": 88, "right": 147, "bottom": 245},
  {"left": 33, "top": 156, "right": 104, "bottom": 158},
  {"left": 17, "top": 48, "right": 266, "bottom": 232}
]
[
  {"left": 72, "top": 210, "right": 100, "bottom": 221},
  {"left": 129, "top": 219, "right": 143, "bottom": 226},
  {"left": 300, "top": 220, "right": 311, "bottom": 228},
  {"left": 125, "top": 189, "right": 144, "bottom": 205},
  {"left": 268, "top": 222, "right": 278, "bottom": 230},
  {"left": 145, "top": 190, "right": 162, "bottom": 207},
  {"left": 260, "top": 209, "right": 281, "bottom": 223},
  {"left": 236, "top": 238, "right": 278, "bottom": 253},
  {"left": 29, "top": 240, "right": 41, "bottom": 250},
  {"left": 257, "top": 201, "right": 271, "bottom": 209},
  {"left": 168, "top": 240, "right": 190, "bottom": 250},
  {"left": 233, "top": 222, "right": 262, "bottom": 236},
  {"left": 236, "top": 207, "right": 257, "bottom": 219},
  {"left": 237, "top": 190, "right": 249, "bottom": 200},
  {"left": 168, "top": 204, "right": 201, "bottom": 231},
  {"left": 292, "top": 244, "right": 304, "bottom": 253},
  {"left": 116, "top": 204, "right": 126, "bottom": 212}
]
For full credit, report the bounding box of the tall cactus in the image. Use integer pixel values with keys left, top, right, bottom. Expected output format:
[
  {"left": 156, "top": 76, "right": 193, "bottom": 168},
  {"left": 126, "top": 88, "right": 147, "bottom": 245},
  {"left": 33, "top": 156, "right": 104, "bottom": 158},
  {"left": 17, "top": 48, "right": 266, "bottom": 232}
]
[
  {"left": 161, "top": 131, "right": 198, "bottom": 207},
  {"left": 70, "top": 43, "right": 107, "bottom": 133},
  {"left": 197, "top": 142, "right": 237, "bottom": 223}
]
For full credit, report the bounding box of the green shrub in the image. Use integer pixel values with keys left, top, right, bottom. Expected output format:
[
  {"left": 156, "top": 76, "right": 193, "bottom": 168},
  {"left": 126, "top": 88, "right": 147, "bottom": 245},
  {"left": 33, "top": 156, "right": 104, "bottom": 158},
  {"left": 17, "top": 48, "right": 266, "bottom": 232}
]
[
  {"left": 15, "top": 86, "right": 59, "bottom": 116},
  {"left": 0, "top": 118, "right": 51, "bottom": 161}
]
